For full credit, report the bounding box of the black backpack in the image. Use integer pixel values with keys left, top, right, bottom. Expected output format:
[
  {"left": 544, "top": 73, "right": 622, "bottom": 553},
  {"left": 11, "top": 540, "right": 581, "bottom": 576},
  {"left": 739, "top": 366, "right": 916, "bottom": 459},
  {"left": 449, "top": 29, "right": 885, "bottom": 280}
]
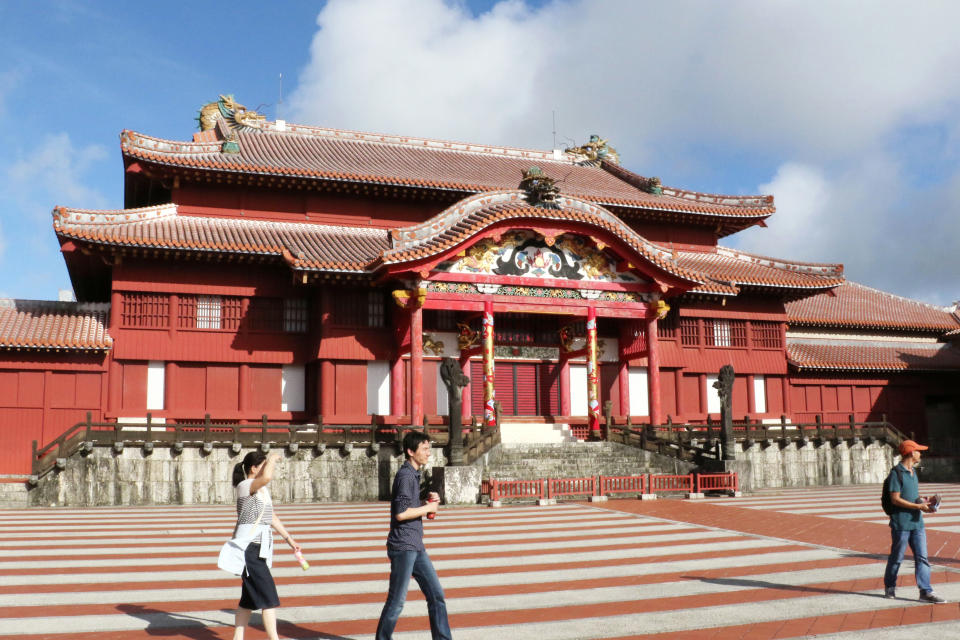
[{"left": 881, "top": 466, "right": 907, "bottom": 515}]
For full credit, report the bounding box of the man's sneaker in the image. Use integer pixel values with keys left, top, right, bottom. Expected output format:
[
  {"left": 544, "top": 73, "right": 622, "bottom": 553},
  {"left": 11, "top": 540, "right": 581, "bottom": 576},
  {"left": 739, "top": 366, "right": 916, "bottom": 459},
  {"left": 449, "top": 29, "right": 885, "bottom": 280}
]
[
  {"left": 919, "top": 591, "right": 946, "bottom": 604},
  {"left": 884, "top": 587, "right": 896, "bottom": 599}
]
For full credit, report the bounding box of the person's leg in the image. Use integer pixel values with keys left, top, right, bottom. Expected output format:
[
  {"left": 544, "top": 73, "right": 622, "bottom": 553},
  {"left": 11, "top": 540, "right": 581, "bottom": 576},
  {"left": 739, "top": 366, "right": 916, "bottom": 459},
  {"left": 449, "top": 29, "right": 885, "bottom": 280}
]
[
  {"left": 261, "top": 607, "right": 280, "bottom": 640},
  {"left": 411, "top": 550, "right": 452, "bottom": 640},
  {"left": 376, "top": 551, "right": 416, "bottom": 640},
  {"left": 908, "top": 529, "right": 932, "bottom": 594},
  {"left": 883, "top": 529, "right": 909, "bottom": 590},
  {"left": 233, "top": 607, "right": 252, "bottom": 640}
]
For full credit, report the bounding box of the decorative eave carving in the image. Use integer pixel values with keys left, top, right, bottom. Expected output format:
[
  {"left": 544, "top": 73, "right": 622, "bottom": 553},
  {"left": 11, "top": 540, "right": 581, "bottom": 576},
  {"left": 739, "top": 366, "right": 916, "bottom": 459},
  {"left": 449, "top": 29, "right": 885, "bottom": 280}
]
[{"left": 565, "top": 135, "right": 620, "bottom": 166}]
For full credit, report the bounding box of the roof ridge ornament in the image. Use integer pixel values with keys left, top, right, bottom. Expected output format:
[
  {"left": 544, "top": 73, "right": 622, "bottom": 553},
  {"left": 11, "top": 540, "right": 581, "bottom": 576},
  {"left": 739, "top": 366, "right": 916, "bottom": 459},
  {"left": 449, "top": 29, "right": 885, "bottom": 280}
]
[
  {"left": 565, "top": 134, "right": 620, "bottom": 166},
  {"left": 519, "top": 166, "right": 560, "bottom": 208},
  {"left": 197, "top": 94, "right": 266, "bottom": 133}
]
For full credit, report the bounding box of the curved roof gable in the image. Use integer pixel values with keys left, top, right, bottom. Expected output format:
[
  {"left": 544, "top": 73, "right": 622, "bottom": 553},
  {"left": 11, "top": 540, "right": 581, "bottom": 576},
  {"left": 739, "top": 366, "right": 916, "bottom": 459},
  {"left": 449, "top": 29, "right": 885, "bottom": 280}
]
[
  {"left": 120, "top": 120, "right": 774, "bottom": 220},
  {"left": 380, "top": 191, "right": 717, "bottom": 291},
  {"left": 0, "top": 299, "right": 112, "bottom": 351}
]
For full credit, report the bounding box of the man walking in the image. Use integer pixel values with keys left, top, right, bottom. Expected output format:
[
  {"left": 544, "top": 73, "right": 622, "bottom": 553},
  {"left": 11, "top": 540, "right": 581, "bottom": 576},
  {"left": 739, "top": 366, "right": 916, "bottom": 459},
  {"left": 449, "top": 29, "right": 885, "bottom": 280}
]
[
  {"left": 376, "top": 431, "right": 453, "bottom": 639},
  {"left": 883, "top": 439, "right": 945, "bottom": 603}
]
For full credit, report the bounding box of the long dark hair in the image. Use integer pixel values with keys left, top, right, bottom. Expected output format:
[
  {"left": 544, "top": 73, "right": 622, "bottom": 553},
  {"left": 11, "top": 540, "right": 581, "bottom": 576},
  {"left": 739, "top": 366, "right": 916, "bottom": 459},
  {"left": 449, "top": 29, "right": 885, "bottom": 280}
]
[{"left": 232, "top": 451, "right": 267, "bottom": 486}]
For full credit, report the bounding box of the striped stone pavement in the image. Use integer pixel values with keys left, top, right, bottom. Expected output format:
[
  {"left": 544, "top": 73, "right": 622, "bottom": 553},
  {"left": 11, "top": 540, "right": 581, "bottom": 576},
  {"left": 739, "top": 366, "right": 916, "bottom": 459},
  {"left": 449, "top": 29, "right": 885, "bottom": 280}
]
[
  {"left": 709, "top": 482, "right": 960, "bottom": 534},
  {"left": 1, "top": 488, "right": 959, "bottom": 640}
]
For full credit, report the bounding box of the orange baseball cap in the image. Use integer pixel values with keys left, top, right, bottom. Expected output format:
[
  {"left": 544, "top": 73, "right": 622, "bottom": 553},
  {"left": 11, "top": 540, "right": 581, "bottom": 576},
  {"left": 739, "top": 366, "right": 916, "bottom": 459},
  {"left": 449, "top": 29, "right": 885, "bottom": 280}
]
[{"left": 899, "top": 440, "right": 929, "bottom": 456}]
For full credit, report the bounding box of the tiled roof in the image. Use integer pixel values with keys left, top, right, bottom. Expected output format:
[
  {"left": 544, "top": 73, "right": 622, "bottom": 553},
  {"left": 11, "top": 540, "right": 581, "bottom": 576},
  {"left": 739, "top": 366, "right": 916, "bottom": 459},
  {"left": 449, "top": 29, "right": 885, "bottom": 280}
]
[
  {"left": 787, "top": 340, "right": 960, "bottom": 371},
  {"left": 786, "top": 282, "right": 960, "bottom": 333},
  {"left": 675, "top": 247, "right": 844, "bottom": 294},
  {"left": 382, "top": 191, "right": 722, "bottom": 291},
  {"left": 0, "top": 299, "right": 112, "bottom": 351},
  {"left": 54, "top": 200, "right": 851, "bottom": 297},
  {"left": 120, "top": 122, "right": 775, "bottom": 219},
  {"left": 53, "top": 204, "right": 390, "bottom": 273}
]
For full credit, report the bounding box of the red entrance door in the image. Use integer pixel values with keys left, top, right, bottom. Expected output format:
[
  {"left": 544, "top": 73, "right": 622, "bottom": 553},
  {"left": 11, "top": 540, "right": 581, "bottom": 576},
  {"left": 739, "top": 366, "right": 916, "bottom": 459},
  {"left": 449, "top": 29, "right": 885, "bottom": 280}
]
[{"left": 470, "top": 362, "right": 559, "bottom": 417}]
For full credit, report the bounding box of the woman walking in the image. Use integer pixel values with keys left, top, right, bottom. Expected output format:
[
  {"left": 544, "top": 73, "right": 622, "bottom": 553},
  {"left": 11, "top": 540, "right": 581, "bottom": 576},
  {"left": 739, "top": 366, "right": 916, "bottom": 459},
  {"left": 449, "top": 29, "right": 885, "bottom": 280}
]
[{"left": 230, "top": 451, "right": 300, "bottom": 640}]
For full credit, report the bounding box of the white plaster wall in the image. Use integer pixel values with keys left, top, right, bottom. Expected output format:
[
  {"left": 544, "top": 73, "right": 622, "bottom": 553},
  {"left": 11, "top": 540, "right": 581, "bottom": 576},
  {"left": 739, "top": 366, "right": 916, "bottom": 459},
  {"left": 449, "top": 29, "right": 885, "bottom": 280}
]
[
  {"left": 281, "top": 365, "right": 305, "bottom": 412},
  {"left": 628, "top": 367, "right": 648, "bottom": 416},
  {"left": 367, "top": 361, "right": 390, "bottom": 415},
  {"left": 570, "top": 364, "right": 587, "bottom": 415}
]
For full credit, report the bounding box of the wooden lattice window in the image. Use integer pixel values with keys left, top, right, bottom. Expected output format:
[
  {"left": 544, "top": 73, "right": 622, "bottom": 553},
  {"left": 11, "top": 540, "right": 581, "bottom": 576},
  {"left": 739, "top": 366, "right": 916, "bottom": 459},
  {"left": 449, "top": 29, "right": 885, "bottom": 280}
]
[
  {"left": 248, "top": 297, "right": 283, "bottom": 331},
  {"left": 729, "top": 321, "right": 748, "bottom": 347},
  {"left": 752, "top": 321, "right": 783, "bottom": 348},
  {"left": 330, "top": 290, "right": 384, "bottom": 328},
  {"left": 680, "top": 318, "right": 700, "bottom": 346},
  {"left": 283, "top": 298, "right": 308, "bottom": 333},
  {"left": 121, "top": 293, "right": 169, "bottom": 328},
  {"left": 179, "top": 295, "right": 241, "bottom": 330},
  {"left": 705, "top": 320, "right": 747, "bottom": 347}
]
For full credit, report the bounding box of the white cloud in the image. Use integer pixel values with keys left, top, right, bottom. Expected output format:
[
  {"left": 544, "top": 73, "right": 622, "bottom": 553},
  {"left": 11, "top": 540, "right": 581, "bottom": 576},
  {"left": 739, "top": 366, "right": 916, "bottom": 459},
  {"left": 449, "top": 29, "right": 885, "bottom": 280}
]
[
  {"left": 290, "top": 0, "right": 960, "bottom": 161},
  {"left": 287, "top": 0, "right": 960, "bottom": 306},
  {"left": 6, "top": 132, "right": 108, "bottom": 213}
]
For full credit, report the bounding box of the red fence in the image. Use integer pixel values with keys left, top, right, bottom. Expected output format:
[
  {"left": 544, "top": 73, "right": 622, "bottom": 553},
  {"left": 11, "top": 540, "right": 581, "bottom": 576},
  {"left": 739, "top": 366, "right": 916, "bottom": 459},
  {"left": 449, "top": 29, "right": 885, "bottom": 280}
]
[
  {"left": 696, "top": 472, "right": 739, "bottom": 494},
  {"left": 487, "top": 472, "right": 738, "bottom": 503},
  {"left": 547, "top": 477, "right": 596, "bottom": 500},
  {"left": 600, "top": 474, "right": 646, "bottom": 496}
]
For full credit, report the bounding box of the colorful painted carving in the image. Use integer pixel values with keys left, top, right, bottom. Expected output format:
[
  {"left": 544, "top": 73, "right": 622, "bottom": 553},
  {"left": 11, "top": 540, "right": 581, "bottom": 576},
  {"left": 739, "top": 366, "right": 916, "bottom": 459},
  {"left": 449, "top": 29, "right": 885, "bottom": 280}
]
[
  {"left": 586, "top": 309, "right": 601, "bottom": 434},
  {"left": 482, "top": 306, "right": 496, "bottom": 427},
  {"left": 440, "top": 232, "right": 640, "bottom": 284},
  {"left": 565, "top": 135, "right": 620, "bottom": 165},
  {"left": 422, "top": 334, "right": 444, "bottom": 356},
  {"left": 456, "top": 322, "right": 479, "bottom": 352}
]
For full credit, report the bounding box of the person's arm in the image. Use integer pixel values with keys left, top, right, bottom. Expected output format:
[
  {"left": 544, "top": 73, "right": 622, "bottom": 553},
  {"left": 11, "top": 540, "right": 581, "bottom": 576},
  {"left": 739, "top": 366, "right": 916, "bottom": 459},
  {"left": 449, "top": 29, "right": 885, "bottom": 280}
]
[
  {"left": 271, "top": 513, "right": 300, "bottom": 553},
  {"left": 249, "top": 453, "right": 280, "bottom": 494},
  {"left": 393, "top": 472, "right": 438, "bottom": 521},
  {"left": 890, "top": 491, "right": 931, "bottom": 512}
]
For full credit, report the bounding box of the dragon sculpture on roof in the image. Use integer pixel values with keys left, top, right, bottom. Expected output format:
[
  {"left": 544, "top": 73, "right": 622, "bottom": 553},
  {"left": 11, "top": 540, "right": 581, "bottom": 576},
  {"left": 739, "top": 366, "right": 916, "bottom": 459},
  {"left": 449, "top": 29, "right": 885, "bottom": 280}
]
[
  {"left": 197, "top": 95, "right": 266, "bottom": 132},
  {"left": 565, "top": 134, "right": 620, "bottom": 165}
]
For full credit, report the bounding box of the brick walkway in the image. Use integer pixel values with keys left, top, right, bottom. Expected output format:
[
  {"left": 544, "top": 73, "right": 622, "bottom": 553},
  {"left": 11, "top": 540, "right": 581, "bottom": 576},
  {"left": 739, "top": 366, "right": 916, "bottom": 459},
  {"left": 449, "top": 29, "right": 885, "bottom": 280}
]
[{"left": 1, "top": 484, "right": 959, "bottom": 639}]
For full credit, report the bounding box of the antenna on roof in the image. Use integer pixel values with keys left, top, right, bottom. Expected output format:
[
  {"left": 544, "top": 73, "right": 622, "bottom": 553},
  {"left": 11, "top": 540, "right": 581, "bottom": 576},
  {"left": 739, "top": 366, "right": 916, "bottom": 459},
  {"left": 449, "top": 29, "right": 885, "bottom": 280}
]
[
  {"left": 277, "top": 73, "right": 283, "bottom": 121},
  {"left": 552, "top": 110, "right": 557, "bottom": 150}
]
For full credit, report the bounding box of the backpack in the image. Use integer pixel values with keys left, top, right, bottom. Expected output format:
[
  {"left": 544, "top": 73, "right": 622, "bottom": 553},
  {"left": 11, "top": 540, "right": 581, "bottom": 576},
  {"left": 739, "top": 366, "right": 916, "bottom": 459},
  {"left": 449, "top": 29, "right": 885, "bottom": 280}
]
[{"left": 881, "top": 466, "right": 906, "bottom": 515}]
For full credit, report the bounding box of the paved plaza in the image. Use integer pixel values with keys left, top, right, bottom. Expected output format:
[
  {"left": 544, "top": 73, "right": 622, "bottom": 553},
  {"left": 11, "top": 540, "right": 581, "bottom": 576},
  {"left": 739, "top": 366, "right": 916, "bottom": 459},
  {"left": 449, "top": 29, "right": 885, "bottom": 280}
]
[{"left": 2, "top": 484, "right": 960, "bottom": 639}]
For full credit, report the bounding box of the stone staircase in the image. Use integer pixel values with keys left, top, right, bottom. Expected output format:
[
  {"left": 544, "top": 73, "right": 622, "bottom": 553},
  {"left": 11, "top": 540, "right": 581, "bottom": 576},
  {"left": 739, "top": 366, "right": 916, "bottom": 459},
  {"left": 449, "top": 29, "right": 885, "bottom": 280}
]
[{"left": 478, "top": 441, "right": 696, "bottom": 481}]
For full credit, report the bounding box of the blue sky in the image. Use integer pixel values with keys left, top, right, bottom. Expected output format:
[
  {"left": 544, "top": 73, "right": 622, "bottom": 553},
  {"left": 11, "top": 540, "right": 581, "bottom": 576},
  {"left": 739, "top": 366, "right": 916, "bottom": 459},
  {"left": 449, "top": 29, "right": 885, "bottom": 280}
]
[{"left": 1, "top": 0, "right": 958, "bottom": 307}]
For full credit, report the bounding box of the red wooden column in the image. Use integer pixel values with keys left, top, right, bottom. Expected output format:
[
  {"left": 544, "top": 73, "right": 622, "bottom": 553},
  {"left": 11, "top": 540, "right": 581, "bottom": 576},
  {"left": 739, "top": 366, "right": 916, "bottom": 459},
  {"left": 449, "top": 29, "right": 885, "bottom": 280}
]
[
  {"left": 320, "top": 360, "right": 335, "bottom": 418},
  {"left": 747, "top": 374, "right": 756, "bottom": 415},
  {"left": 646, "top": 313, "right": 662, "bottom": 426},
  {"left": 410, "top": 305, "right": 424, "bottom": 427},
  {"left": 165, "top": 363, "right": 177, "bottom": 415},
  {"left": 618, "top": 361, "right": 630, "bottom": 418},
  {"left": 559, "top": 358, "right": 571, "bottom": 416},
  {"left": 482, "top": 300, "right": 496, "bottom": 427},
  {"left": 586, "top": 305, "right": 601, "bottom": 435},
  {"left": 108, "top": 290, "right": 123, "bottom": 414},
  {"left": 390, "top": 356, "right": 405, "bottom": 418},
  {"left": 460, "top": 358, "right": 472, "bottom": 420}
]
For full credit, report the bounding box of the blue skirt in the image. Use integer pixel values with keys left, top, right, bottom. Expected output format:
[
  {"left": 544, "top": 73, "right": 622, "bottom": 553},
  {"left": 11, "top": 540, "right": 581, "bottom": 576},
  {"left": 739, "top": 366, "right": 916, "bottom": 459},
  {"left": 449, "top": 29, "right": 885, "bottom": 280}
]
[{"left": 239, "top": 543, "right": 280, "bottom": 610}]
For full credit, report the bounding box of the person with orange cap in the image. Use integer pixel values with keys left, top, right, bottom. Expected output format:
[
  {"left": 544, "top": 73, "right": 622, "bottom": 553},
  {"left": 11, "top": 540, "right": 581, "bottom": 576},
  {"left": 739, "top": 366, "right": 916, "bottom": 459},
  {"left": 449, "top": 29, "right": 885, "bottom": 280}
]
[{"left": 882, "top": 440, "right": 946, "bottom": 603}]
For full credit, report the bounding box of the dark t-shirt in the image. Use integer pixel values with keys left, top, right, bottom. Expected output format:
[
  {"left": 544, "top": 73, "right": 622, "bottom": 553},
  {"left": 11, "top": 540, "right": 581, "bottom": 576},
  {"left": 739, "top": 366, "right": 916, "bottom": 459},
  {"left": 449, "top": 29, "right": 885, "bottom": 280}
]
[
  {"left": 386, "top": 460, "right": 425, "bottom": 551},
  {"left": 888, "top": 463, "right": 923, "bottom": 531}
]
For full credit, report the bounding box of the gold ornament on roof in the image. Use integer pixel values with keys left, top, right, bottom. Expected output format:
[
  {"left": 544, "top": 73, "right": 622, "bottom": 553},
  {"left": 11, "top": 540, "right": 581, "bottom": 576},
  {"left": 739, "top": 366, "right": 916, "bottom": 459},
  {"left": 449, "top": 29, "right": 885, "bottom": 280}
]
[
  {"left": 565, "top": 135, "right": 620, "bottom": 165},
  {"left": 197, "top": 94, "right": 266, "bottom": 132}
]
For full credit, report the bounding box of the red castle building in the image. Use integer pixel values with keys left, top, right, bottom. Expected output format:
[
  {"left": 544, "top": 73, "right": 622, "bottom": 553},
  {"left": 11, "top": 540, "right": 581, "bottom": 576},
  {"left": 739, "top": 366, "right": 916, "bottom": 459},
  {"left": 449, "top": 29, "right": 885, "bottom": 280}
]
[{"left": 1, "top": 96, "right": 958, "bottom": 476}]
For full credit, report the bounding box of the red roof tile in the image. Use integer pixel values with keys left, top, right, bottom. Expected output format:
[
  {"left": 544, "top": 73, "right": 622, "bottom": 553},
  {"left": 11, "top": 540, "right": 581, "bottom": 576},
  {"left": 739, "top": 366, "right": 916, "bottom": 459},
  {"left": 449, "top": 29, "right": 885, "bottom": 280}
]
[
  {"left": 787, "top": 340, "right": 960, "bottom": 371},
  {"left": 120, "top": 123, "right": 775, "bottom": 220},
  {"left": 0, "top": 299, "right": 112, "bottom": 351},
  {"left": 676, "top": 247, "right": 844, "bottom": 293},
  {"left": 786, "top": 282, "right": 960, "bottom": 333},
  {"left": 53, "top": 204, "right": 390, "bottom": 273}
]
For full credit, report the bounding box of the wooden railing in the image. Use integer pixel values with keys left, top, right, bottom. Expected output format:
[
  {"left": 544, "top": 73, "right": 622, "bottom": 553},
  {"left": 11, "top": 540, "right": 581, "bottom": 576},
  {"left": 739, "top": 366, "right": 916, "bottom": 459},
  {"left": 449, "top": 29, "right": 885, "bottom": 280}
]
[
  {"left": 31, "top": 412, "right": 501, "bottom": 483},
  {"left": 602, "top": 405, "right": 909, "bottom": 462}
]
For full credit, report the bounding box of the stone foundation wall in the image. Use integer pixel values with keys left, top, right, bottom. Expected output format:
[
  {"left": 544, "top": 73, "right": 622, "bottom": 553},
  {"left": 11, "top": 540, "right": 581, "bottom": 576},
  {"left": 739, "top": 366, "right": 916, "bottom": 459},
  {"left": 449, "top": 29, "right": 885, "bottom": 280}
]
[
  {"left": 29, "top": 443, "right": 448, "bottom": 507},
  {"left": 713, "top": 438, "right": 900, "bottom": 492}
]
